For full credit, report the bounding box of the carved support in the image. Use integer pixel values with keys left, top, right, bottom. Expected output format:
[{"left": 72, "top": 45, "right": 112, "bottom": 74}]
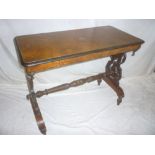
[
  {"left": 26, "top": 73, "right": 47, "bottom": 135},
  {"left": 26, "top": 53, "right": 127, "bottom": 109},
  {"left": 27, "top": 73, "right": 105, "bottom": 99},
  {"left": 104, "top": 53, "right": 126, "bottom": 105}
]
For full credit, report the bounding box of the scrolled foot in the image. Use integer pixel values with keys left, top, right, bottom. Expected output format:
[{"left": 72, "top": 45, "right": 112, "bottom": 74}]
[
  {"left": 116, "top": 86, "right": 124, "bottom": 105},
  {"left": 30, "top": 97, "right": 47, "bottom": 135},
  {"left": 117, "top": 97, "right": 122, "bottom": 106},
  {"left": 37, "top": 120, "right": 47, "bottom": 135},
  {"left": 41, "top": 128, "right": 46, "bottom": 135}
]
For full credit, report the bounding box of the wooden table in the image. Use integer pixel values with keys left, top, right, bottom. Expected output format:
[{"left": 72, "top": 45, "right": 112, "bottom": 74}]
[{"left": 14, "top": 26, "right": 144, "bottom": 134}]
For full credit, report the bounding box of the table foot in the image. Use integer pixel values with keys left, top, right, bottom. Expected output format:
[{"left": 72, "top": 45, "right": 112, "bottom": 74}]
[
  {"left": 29, "top": 93, "right": 47, "bottom": 135},
  {"left": 26, "top": 73, "right": 47, "bottom": 135},
  {"left": 117, "top": 97, "right": 122, "bottom": 105}
]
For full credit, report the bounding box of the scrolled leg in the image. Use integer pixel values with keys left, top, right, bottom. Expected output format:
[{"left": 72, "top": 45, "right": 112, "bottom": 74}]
[
  {"left": 26, "top": 73, "right": 47, "bottom": 135},
  {"left": 103, "top": 53, "right": 126, "bottom": 105}
]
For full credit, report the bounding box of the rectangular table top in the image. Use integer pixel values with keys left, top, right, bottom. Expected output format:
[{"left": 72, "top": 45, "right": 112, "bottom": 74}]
[{"left": 14, "top": 26, "right": 144, "bottom": 73}]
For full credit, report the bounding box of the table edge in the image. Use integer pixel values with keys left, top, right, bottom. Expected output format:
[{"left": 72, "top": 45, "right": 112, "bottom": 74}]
[{"left": 14, "top": 38, "right": 144, "bottom": 67}]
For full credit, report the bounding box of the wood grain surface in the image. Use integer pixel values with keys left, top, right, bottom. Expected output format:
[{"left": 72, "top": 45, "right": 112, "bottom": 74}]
[{"left": 14, "top": 26, "right": 144, "bottom": 73}]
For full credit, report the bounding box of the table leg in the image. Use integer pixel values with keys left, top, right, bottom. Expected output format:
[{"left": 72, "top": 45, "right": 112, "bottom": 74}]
[
  {"left": 104, "top": 53, "right": 126, "bottom": 105},
  {"left": 26, "top": 73, "right": 47, "bottom": 135}
]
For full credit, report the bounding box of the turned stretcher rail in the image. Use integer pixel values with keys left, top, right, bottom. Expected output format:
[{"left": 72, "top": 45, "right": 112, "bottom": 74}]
[{"left": 27, "top": 72, "right": 106, "bottom": 99}]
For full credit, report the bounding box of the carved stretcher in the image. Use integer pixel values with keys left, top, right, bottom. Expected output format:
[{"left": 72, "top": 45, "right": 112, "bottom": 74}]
[{"left": 14, "top": 26, "right": 144, "bottom": 134}]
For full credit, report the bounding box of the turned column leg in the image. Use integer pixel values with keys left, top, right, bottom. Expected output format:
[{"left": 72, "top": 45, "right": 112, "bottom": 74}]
[
  {"left": 26, "top": 73, "right": 47, "bottom": 135},
  {"left": 103, "top": 53, "right": 126, "bottom": 105}
]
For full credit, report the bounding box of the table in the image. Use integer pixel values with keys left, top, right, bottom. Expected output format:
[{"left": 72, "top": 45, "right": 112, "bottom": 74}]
[{"left": 14, "top": 26, "right": 144, "bottom": 134}]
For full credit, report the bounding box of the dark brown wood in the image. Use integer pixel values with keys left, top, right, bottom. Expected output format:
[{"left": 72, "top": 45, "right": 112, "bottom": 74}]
[
  {"left": 26, "top": 73, "right": 46, "bottom": 135},
  {"left": 27, "top": 73, "right": 105, "bottom": 99},
  {"left": 14, "top": 26, "right": 145, "bottom": 134},
  {"left": 105, "top": 53, "right": 126, "bottom": 105}
]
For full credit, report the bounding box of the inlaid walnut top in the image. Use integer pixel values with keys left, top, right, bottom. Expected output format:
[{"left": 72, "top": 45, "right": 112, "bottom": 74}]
[{"left": 14, "top": 26, "right": 144, "bottom": 68}]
